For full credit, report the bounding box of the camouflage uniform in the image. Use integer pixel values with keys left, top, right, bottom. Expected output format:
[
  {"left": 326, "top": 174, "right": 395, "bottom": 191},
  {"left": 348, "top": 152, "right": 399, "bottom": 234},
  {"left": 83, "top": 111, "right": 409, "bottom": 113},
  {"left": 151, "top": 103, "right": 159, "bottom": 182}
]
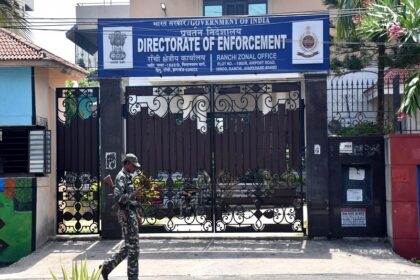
[{"left": 102, "top": 168, "right": 140, "bottom": 280}]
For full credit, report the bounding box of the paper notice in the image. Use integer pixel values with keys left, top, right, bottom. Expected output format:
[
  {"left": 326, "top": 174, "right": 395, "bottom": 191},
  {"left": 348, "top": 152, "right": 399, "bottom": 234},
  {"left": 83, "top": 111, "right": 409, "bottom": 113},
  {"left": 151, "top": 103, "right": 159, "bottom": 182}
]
[
  {"left": 347, "top": 189, "right": 363, "bottom": 202},
  {"left": 349, "top": 167, "right": 365, "bottom": 180},
  {"left": 339, "top": 142, "right": 353, "bottom": 153}
]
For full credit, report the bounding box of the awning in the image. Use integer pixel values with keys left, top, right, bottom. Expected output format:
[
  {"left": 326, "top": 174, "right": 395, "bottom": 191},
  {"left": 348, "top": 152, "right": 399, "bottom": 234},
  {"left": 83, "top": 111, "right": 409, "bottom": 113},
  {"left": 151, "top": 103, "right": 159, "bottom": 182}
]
[{"left": 66, "top": 25, "right": 98, "bottom": 55}]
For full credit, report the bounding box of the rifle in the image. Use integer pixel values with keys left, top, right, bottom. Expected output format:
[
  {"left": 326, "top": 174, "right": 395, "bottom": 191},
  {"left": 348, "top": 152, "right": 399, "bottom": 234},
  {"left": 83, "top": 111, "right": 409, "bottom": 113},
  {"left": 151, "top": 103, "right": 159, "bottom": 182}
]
[{"left": 103, "top": 174, "right": 114, "bottom": 188}]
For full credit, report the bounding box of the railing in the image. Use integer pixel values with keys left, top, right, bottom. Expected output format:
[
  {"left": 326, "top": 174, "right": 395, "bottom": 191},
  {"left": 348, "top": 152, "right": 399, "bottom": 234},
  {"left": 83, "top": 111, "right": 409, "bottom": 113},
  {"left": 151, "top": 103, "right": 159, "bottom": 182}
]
[{"left": 327, "top": 75, "right": 420, "bottom": 135}]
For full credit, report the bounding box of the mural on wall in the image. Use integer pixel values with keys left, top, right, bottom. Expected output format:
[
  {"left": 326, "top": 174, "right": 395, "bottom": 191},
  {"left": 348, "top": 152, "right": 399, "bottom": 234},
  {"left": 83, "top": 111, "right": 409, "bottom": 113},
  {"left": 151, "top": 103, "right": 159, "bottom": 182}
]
[{"left": 0, "top": 177, "right": 35, "bottom": 264}]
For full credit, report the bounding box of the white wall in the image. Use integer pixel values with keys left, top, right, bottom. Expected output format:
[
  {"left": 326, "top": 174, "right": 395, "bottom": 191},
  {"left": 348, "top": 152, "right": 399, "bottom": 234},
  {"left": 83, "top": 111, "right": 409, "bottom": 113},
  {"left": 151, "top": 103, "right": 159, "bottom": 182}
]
[{"left": 327, "top": 69, "right": 378, "bottom": 133}]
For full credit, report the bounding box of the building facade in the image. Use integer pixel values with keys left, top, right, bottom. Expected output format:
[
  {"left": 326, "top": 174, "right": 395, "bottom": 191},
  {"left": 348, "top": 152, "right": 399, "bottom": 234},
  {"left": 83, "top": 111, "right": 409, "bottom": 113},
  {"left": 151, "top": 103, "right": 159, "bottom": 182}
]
[
  {"left": 130, "top": 0, "right": 325, "bottom": 17},
  {"left": 0, "top": 28, "right": 87, "bottom": 264}
]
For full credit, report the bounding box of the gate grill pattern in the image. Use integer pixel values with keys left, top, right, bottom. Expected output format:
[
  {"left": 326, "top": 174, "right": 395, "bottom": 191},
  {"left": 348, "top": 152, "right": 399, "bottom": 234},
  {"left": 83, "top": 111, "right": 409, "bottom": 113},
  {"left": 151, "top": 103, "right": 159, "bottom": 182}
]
[
  {"left": 126, "top": 83, "right": 304, "bottom": 233},
  {"left": 56, "top": 88, "right": 100, "bottom": 234}
]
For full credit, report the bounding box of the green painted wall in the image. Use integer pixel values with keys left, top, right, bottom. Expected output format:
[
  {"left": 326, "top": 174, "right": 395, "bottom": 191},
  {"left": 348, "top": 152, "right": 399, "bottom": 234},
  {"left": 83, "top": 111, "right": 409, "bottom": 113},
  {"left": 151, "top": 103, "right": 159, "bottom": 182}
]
[{"left": 0, "top": 177, "right": 35, "bottom": 264}]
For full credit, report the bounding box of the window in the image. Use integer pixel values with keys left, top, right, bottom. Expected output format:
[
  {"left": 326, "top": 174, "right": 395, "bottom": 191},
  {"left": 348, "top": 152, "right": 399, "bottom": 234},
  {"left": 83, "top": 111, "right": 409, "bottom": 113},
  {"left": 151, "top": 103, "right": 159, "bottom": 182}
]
[
  {"left": 0, "top": 128, "right": 29, "bottom": 174},
  {"left": 248, "top": 3, "right": 267, "bottom": 15},
  {"left": 204, "top": 0, "right": 267, "bottom": 16},
  {"left": 0, "top": 128, "right": 51, "bottom": 176},
  {"left": 224, "top": 1, "right": 247, "bottom": 15},
  {"left": 204, "top": 5, "right": 223, "bottom": 17},
  {"left": 29, "top": 130, "right": 51, "bottom": 174}
]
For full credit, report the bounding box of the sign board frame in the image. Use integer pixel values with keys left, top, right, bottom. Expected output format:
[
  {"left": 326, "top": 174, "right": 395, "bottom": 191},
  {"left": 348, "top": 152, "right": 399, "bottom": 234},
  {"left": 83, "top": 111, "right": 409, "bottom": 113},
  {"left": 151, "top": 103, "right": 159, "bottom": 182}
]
[{"left": 98, "top": 15, "right": 329, "bottom": 78}]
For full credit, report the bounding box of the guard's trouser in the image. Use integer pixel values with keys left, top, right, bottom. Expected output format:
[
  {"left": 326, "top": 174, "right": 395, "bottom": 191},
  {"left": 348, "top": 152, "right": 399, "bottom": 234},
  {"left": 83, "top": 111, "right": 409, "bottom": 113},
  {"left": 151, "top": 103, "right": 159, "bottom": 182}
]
[{"left": 102, "top": 210, "right": 139, "bottom": 280}]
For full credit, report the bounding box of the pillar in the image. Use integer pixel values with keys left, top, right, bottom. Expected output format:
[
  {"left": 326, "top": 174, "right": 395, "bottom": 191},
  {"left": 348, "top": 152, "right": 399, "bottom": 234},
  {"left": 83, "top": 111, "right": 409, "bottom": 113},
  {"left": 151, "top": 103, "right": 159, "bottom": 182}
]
[
  {"left": 100, "top": 78, "right": 125, "bottom": 238},
  {"left": 304, "top": 74, "right": 330, "bottom": 237}
]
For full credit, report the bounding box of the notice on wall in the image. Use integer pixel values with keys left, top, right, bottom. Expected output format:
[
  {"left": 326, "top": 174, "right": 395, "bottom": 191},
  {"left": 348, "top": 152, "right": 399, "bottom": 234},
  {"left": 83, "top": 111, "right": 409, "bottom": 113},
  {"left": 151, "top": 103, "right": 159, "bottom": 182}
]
[
  {"left": 339, "top": 142, "right": 353, "bottom": 154},
  {"left": 349, "top": 167, "right": 365, "bottom": 181},
  {"left": 314, "top": 144, "right": 321, "bottom": 155},
  {"left": 341, "top": 208, "right": 366, "bottom": 227},
  {"left": 105, "top": 152, "right": 117, "bottom": 170},
  {"left": 346, "top": 189, "right": 363, "bottom": 202}
]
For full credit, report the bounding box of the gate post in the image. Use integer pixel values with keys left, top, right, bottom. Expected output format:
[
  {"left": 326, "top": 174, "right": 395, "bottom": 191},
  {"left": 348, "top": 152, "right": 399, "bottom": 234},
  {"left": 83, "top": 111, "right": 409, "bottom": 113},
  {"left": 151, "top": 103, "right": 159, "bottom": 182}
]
[
  {"left": 100, "top": 78, "right": 126, "bottom": 238},
  {"left": 304, "top": 74, "right": 330, "bottom": 237}
]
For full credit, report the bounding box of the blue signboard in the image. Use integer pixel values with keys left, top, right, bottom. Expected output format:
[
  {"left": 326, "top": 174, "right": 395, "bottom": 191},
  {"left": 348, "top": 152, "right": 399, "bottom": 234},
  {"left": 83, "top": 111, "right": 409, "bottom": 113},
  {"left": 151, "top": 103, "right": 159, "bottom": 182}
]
[{"left": 98, "top": 15, "right": 329, "bottom": 78}]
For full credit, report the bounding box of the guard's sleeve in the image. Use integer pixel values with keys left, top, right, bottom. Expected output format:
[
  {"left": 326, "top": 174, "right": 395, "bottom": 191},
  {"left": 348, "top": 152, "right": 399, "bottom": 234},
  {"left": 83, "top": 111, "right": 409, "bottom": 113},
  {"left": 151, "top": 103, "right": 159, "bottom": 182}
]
[{"left": 114, "top": 176, "right": 130, "bottom": 204}]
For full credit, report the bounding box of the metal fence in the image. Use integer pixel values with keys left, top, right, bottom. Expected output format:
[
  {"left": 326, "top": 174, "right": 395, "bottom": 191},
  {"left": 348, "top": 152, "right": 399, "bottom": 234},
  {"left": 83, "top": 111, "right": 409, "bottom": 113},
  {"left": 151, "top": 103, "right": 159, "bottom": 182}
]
[
  {"left": 328, "top": 75, "right": 420, "bottom": 135},
  {"left": 125, "top": 83, "right": 305, "bottom": 233}
]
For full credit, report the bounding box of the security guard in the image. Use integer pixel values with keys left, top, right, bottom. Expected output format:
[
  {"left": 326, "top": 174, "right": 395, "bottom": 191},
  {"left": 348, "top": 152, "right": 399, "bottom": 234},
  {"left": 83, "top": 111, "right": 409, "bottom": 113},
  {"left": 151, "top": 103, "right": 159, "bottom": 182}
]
[{"left": 101, "top": 153, "right": 142, "bottom": 280}]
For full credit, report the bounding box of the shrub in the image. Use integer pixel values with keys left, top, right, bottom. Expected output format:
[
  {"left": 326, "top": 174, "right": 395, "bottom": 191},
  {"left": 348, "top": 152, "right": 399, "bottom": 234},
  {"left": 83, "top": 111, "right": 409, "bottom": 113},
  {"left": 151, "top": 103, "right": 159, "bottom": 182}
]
[
  {"left": 50, "top": 259, "right": 102, "bottom": 280},
  {"left": 339, "top": 122, "right": 384, "bottom": 136}
]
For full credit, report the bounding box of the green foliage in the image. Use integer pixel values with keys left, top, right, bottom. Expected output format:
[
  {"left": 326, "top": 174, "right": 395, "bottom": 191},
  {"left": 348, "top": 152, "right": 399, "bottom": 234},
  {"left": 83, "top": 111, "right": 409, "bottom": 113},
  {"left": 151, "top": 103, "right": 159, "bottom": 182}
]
[
  {"left": 339, "top": 122, "right": 385, "bottom": 136},
  {"left": 400, "top": 71, "right": 420, "bottom": 116},
  {"left": 77, "top": 77, "right": 99, "bottom": 87},
  {"left": 15, "top": 178, "right": 32, "bottom": 188},
  {"left": 357, "top": 0, "right": 419, "bottom": 46},
  {"left": 392, "top": 44, "right": 420, "bottom": 68},
  {"left": 334, "top": 0, "right": 367, "bottom": 40},
  {"left": 50, "top": 259, "right": 102, "bottom": 280},
  {"left": 356, "top": 0, "right": 397, "bottom": 41},
  {"left": 65, "top": 70, "right": 99, "bottom": 88},
  {"left": 280, "top": 171, "right": 306, "bottom": 187},
  {"left": 343, "top": 54, "right": 367, "bottom": 70},
  {"left": 392, "top": 0, "right": 420, "bottom": 44},
  {"left": 81, "top": 182, "right": 100, "bottom": 204},
  {"left": 63, "top": 91, "right": 77, "bottom": 125},
  {"left": 330, "top": 52, "right": 373, "bottom": 74},
  {"left": 353, "top": 0, "right": 420, "bottom": 114},
  {"left": 132, "top": 172, "right": 162, "bottom": 205},
  {"left": 0, "top": 0, "right": 30, "bottom": 39},
  {"left": 65, "top": 80, "right": 75, "bottom": 88},
  {"left": 14, "top": 188, "right": 32, "bottom": 203},
  {"left": 323, "top": 0, "right": 339, "bottom": 6}
]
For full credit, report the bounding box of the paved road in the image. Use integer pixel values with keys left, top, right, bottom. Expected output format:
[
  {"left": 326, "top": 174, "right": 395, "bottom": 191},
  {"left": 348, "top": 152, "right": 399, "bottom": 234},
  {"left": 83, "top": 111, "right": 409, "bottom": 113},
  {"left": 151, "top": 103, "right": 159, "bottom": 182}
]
[
  {"left": 131, "top": 276, "right": 420, "bottom": 280},
  {"left": 0, "top": 238, "right": 419, "bottom": 279},
  {"left": 18, "top": 276, "right": 420, "bottom": 280}
]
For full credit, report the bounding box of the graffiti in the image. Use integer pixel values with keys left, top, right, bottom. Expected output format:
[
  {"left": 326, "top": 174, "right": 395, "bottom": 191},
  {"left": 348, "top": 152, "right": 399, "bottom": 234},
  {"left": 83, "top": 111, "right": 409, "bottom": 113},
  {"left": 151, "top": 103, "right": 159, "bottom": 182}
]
[
  {"left": 339, "top": 143, "right": 382, "bottom": 157},
  {"left": 0, "top": 177, "right": 34, "bottom": 264},
  {"left": 364, "top": 144, "right": 381, "bottom": 157}
]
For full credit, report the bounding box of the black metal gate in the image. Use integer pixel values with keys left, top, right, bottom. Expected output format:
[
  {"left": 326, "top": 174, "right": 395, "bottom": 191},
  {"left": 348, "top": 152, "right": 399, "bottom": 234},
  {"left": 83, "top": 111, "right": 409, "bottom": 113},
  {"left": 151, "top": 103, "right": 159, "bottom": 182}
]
[
  {"left": 126, "top": 83, "right": 304, "bottom": 233},
  {"left": 56, "top": 88, "right": 100, "bottom": 234}
]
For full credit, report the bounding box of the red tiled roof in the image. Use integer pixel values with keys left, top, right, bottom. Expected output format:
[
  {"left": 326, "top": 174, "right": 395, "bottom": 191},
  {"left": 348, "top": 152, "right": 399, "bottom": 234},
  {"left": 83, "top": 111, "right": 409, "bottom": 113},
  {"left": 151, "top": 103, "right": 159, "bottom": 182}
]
[
  {"left": 384, "top": 69, "right": 413, "bottom": 81},
  {"left": 0, "top": 28, "right": 88, "bottom": 75}
]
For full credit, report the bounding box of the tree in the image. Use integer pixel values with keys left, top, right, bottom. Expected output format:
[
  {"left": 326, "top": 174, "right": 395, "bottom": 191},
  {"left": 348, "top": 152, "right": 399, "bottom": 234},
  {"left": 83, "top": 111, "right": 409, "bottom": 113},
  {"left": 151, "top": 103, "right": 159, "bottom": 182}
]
[
  {"left": 325, "top": 0, "right": 372, "bottom": 75},
  {"left": 356, "top": 0, "right": 420, "bottom": 116},
  {"left": 66, "top": 70, "right": 99, "bottom": 88},
  {"left": 325, "top": 0, "right": 401, "bottom": 130},
  {"left": 0, "top": 0, "right": 30, "bottom": 38}
]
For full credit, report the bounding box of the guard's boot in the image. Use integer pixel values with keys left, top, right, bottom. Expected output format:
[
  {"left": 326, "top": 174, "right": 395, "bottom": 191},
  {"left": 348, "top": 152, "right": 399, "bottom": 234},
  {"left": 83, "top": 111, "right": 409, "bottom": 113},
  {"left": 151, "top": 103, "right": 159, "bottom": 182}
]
[{"left": 99, "top": 265, "right": 108, "bottom": 280}]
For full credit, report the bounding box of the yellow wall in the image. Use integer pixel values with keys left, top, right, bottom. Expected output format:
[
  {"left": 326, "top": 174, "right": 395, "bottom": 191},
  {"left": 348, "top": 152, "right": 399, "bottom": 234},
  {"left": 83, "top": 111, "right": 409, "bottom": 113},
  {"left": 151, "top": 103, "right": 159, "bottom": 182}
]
[
  {"left": 130, "top": 0, "right": 202, "bottom": 17},
  {"left": 270, "top": 0, "right": 326, "bottom": 13},
  {"left": 34, "top": 66, "right": 75, "bottom": 248}
]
